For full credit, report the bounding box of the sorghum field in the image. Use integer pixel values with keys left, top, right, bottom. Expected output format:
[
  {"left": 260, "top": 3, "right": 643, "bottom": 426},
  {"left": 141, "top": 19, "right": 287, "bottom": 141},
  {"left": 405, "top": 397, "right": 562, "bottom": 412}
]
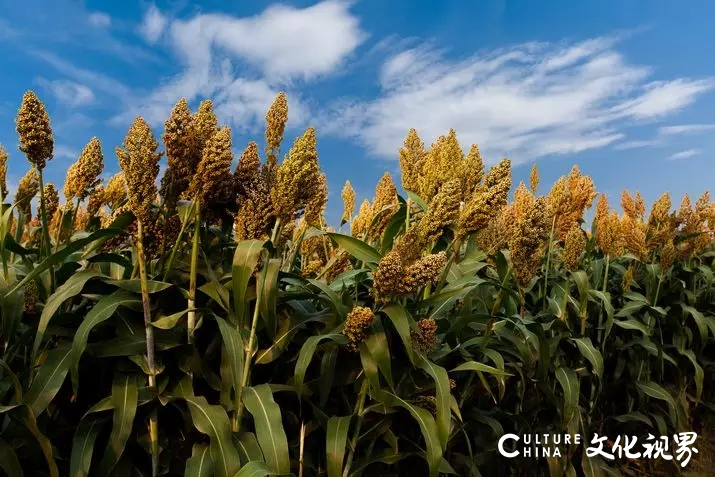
[{"left": 0, "top": 90, "right": 713, "bottom": 477}]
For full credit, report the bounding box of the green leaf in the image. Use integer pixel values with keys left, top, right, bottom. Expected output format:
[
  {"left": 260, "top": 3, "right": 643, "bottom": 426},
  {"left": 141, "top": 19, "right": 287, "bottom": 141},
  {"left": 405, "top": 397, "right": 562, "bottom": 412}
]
[
  {"left": 97, "top": 374, "right": 139, "bottom": 475},
  {"left": 11, "top": 405, "right": 60, "bottom": 477},
  {"left": 152, "top": 309, "right": 188, "bottom": 330},
  {"left": 294, "top": 334, "right": 345, "bottom": 394},
  {"left": 70, "top": 291, "right": 140, "bottom": 394},
  {"left": 258, "top": 259, "right": 281, "bottom": 339},
  {"left": 185, "top": 444, "right": 214, "bottom": 477},
  {"left": 682, "top": 305, "right": 709, "bottom": 346},
  {"left": 235, "top": 432, "right": 264, "bottom": 465},
  {"left": 5, "top": 228, "right": 121, "bottom": 298},
  {"left": 216, "top": 316, "right": 244, "bottom": 398},
  {"left": 0, "top": 438, "right": 23, "bottom": 477},
  {"left": 69, "top": 417, "right": 107, "bottom": 477},
  {"left": 241, "top": 385, "right": 291, "bottom": 474},
  {"left": 185, "top": 396, "right": 242, "bottom": 477},
  {"left": 677, "top": 349, "right": 704, "bottom": 402},
  {"left": 326, "top": 232, "right": 382, "bottom": 264},
  {"left": 104, "top": 279, "right": 172, "bottom": 294},
  {"left": 570, "top": 338, "right": 604, "bottom": 379},
  {"left": 363, "top": 317, "right": 394, "bottom": 389},
  {"left": 32, "top": 269, "right": 100, "bottom": 361},
  {"left": 636, "top": 382, "right": 679, "bottom": 427},
  {"left": 232, "top": 461, "right": 278, "bottom": 477},
  {"left": 326, "top": 416, "right": 351, "bottom": 477},
  {"left": 613, "top": 319, "right": 650, "bottom": 336},
  {"left": 381, "top": 304, "right": 416, "bottom": 365},
  {"left": 450, "top": 361, "right": 512, "bottom": 377},
  {"left": 24, "top": 343, "right": 72, "bottom": 417},
  {"left": 405, "top": 191, "right": 428, "bottom": 213},
  {"left": 376, "top": 391, "right": 442, "bottom": 477},
  {"left": 232, "top": 240, "right": 267, "bottom": 327},
  {"left": 416, "top": 356, "right": 451, "bottom": 451},
  {"left": 0, "top": 359, "right": 22, "bottom": 403},
  {"left": 555, "top": 368, "right": 579, "bottom": 427}
]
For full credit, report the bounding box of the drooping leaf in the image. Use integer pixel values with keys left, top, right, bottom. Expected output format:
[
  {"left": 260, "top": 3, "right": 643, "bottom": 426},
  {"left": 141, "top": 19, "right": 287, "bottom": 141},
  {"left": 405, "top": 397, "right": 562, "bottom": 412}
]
[
  {"left": 232, "top": 461, "right": 278, "bottom": 477},
  {"left": 0, "top": 438, "right": 22, "bottom": 477},
  {"left": 70, "top": 291, "right": 140, "bottom": 394},
  {"left": 24, "top": 343, "right": 72, "bottom": 417},
  {"left": 416, "top": 356, "right": 451, "bottom": 451},
  {"left": 326, "top": 416, "right": 351, "bottom": 477},
  {"left": 241, "top": 385, "right": 291, "bottom": 474},
  {"left": 325, "top": 232, "right": 382, "bottom": 264},
  {"left": 294, "top": 334, "right": 345, "bottom": 394},
  {"left": 69, "top": 416, "right": 107, "bottom": 477},
  {"left": 232, "top": 240, "right": 267, "bottom": 327},
  {"left": 185, "top": 396, "right": 242, "bottom": 477},
  {"left": 258, "top": 258, "right": 281, "bottom": 339},
  {"left": 97, "top": 374, "right": 139, "bottom": 475},
  {"left": 216, "top": 316, "right": 244, "bottom": 398},
  {"left": 184, "top": 444, "right": 214, "bottom": 477}
]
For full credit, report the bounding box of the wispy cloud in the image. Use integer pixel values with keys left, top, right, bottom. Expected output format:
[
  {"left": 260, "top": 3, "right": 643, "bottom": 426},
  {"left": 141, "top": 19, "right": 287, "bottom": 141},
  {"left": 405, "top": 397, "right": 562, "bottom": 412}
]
[
  {"left": 138, "top": 4, "right": 167, "bottom": 44},
  {"left": 659, "top": 123, "right": 715, "bottom": 135},
  {"left": 87, "top": 12, "right": 112, "bottom": 29},
  {"left": 35, "top": 78, "right": 95, "bottom": 107},
  {"left": 318, "top": 36, "right": 714, "bottom": 165},
  {"left": 669, "top": 149, "right": 701, "bottom": 160},
  {"left": 115, "top": 0, "right": 367, "bottom": 130}
]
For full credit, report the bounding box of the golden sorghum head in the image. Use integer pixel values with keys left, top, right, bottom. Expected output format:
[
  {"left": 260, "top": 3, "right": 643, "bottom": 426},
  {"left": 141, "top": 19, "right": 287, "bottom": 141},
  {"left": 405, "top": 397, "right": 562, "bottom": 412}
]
[
  {"left": 462, "top": 144, "right": 484, "bottom": 196},
  {"left": 411, "top": 318, "right": 438, "bottom": 354},
  {"left": 372, "top": 250, "right": 405, "bottom": 302},
  {"left": 419, "top": 179, "right": 461, "bottom": 245},
  {"left": 593, "top": 195, "right": 623, "bottom": 257},
  {"left": 115, "top": 117, "right": 162, "bottom": 223},
  {"left": 484, "top": 159, "right": 512, "bottom": 208},
  {"left": 325, "top": 250, "right": 353, "bottom": 282},
  {"left": 15, "top": 167, "right": 39, "bottom": 216},
  {"left": 415, "top": 395, "right": 437, "bottom": 415},
  {"left": 458, "top": 160, "right": 511, "bottom": 237},
  {"left": 341, "top": 180, "right": 355, "bottom": 225},
  {"left": 188, "top": 126, "right": 234, "bottom": 207},
  {"left": 562, "top": 225, "right": 585, "bottom": 271},
  {"left": 399, "top": 128, "right": 426, "bottom": 195},
  {"left": 161, "top": 98, "right": 196, "bottom": 205},
  {"left": 419, "top": 129, "right": 464, "bottom": 201},
  {"left": 104, "top": 172, "right": 127, "bottom": 210},
  {"left": 676, "top": 193, "right": 711, "bottom": 258},
  {"left": 392, "top": 225, "right": 425, "bottom": 265},
  {"left": 474, "top": 207, "right": 510, "bottom": 256},
  {"left": 0, "top": 145, "right": 8, "bottom": 197},
  {"left": 193, "top": 100, "right": 219, "bottom": 153},
  {"left": 660, "top": 238, "right": 677, "bottom": 271},
  {"left": 87, "top": 185, "right": 106, "bottom": 216},
  {"left": 509, "top": 196, "right": 549, "bottom": 288},
  {"left": 369, "top": 172, "right": 399, "bottom": 241},
  {"left": 16, "top": 91, "right": 53, "bottom": 170},
  {"left": 646, "top": 192, "right": 674, "bottom": 250},
  {"left": 620, "top": 213, "right": 648, "bottom": 262},
  {"left": 449, "top": 379, "right": 456, "bottom": 390},
  {"left": 529, "top": 163, "right": 539, "bottom": 194},
  {"left": 234, "top": 193, "right": 273, "bottom": 241},
  {"left": 265, "top": 92, "right": 288, "bottom": 163},
  {"left": 351, "top": 199, "right": 373, "bottom": 238},
  {"left": 305, "top": 172, "right": 327, "bottom": 226},
  {"left": 399, "top": 252, "right": 447, "bottom": 294},
  {"left": 65, "top": 137, "right": 104, "bottom": 200},
  {"left": 272, "top": 127, "right": 321, "bottom": 224},
  {"left": 42, "top": 183, "right": 59, "bottom": 221},
  {"left": 234, "top": 141, "right": 262, "bottom": 199},
  {"left": 622, "top": 265, "right": 635, "bottom": 292},
  {"left": 343, "top": 306, "right": 375, "bottom": 352},
  {"left": 24, "top": 280, "right": 40, "bottom": 314},
  {"left": 513, "top": 182, "right": 535, "bottom": 223}
]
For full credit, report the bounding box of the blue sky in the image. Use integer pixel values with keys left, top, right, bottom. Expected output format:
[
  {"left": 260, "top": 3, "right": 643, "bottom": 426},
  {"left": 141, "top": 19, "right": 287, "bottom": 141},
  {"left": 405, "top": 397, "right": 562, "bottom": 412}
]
[{"left": 1, "top": 0, "right": 714, "bottom": 227}]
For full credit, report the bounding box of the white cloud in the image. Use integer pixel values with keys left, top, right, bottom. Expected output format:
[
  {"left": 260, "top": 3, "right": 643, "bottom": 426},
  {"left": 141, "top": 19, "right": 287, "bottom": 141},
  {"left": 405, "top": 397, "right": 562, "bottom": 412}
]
[
  {"left": 669, "top": 149, "right": 701, "bottom": 160},
  {"left": 88, "top": 12, "right": 111, "bottom": 28},
  {"left": 54, "top": 145, "right": 78, "bottom": 159},
  {"left": 139, "top": 4, "right": 167, "bottom": 44},
  {"left": 36, "top": 78, "right": 95, "bottom": 107},
  {"left": 659, "top": 123, "right": 715, "bottom": 135},
  {"left": 318, "top": 36, "right": 714, "bottom": 165},
  {"left": 613, "top": 139, "right": 661, "bottom": 150},
  {"left": 115, "top": 0, "right": 365, "bottom": 130}
]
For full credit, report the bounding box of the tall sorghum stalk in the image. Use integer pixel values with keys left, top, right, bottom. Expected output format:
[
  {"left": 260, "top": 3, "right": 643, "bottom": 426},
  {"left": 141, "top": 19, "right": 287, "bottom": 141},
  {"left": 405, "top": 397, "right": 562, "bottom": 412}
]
[
  {"left": 233, "top": 250, "right": 267, "bottom": 432},
  {"left": 37, "top": 169, "right": 55, "bottom": 291},
  {"left": 542, "top": 216, "right": 557, "bottom": 312},
  {"left": 187, "top": 201, "right": 200, "bottom": 344},
  {"left": 597, "top": 255, "right": 610, "bottom": 348},
  {"left": 342, "top": 378, "right": 369, "bottom": 477},
  {"left": 136, "top": 219, "right": 160, "bottom": 475}
]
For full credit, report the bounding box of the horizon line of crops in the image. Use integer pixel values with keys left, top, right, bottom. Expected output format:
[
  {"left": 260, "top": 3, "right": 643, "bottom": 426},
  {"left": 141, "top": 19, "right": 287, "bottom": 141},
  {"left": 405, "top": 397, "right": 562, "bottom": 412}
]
[{"left": 0, "top": 89, "right": 712, "bottom": 477}]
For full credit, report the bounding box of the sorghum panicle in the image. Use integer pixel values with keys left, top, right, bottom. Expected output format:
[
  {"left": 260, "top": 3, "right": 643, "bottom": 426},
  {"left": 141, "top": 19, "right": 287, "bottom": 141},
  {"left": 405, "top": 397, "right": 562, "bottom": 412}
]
[
  {"left": 529, "top": 163, "right": 539, "bottom": 194},
  {"left": 462, "top": 144, "right": 484, "bottom": 196},
  {"left": 265, "top": 92, "right": 288, "bottom": 165},
  {"left": 0, "top": 145, "right": 8, "bottom": 197},
  {"left": 418, "top": 179, "right": 461, "bottom": 245},
  {"left": 116, "top": 117, "right": 162, "bottom": 224},
  {"left": 509, "top": 196, "right": 549, "bottom": 288},
  {"left": 16, "top": 91, "right": 54, "bottom": 170},
  {"left": 15, "top": 167, "right": 39, "bottom": 217},
  {"left": 563, "top": 226, "right": 585, "bottom": 271},
  {"left": 341, "top": 180, "right": 355, "bottom": 224},
  {"left": 368, "top": 172, "right": 398, "bottom": 241},
  {"left": 343, "top": 306, "right": 375, "bottom": 352},
  {"left": 399, "top": 128, "right": 426, "bottom": 195},
  {"left": 42, "top": 183, "right": 59, "bottom": 221},
  {"left": 411, "top": 318, "right": 438, "bottom": 355}
]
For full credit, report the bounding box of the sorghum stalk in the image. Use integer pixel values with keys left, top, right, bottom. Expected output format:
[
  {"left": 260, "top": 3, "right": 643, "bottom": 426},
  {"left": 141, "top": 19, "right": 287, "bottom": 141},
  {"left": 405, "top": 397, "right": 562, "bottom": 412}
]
[
  {"left": 37, "top": 169, "right": 54, "bottom": 291},
  {"left": 342, "top": 378, "right": 368, "bottom": 477},
  {"left": 187, "top": 200, "right": 200, "bottom": 344},
  {"left": 136, "top": 219, "right": 159, "bottom": 475},
  {"left": 233, "top": 251, "right": 266, "bottom": 432},
  {"left": 162, "top": 201, "right": 194, "bottom": 281},
  {"left": 596, "top": 255, "right": 610, "bottom": 347},
  {"left": 542, "top": 215, "right": 557, "bottom": 311}
]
